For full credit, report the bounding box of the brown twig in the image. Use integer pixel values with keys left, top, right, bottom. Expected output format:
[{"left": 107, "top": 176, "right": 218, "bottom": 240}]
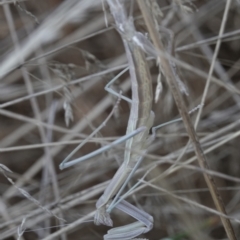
[{"left": 137, "top": 0, "right": 237, "bottom": 239}]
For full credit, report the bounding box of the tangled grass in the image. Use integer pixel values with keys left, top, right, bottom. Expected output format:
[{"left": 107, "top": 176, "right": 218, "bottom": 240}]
[{"left": 0, "top": 0, "right": 240, "bottom": 239}]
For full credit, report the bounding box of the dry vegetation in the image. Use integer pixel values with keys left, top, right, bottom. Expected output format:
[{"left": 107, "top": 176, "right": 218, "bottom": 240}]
[{"left": 0, "top": 0, "right": 240, "bottom": 239}]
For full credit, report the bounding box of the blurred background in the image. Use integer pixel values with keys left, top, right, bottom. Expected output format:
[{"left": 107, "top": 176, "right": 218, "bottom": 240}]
[{"left": 0, "top": 0, "right": 240, "bottom": 239}]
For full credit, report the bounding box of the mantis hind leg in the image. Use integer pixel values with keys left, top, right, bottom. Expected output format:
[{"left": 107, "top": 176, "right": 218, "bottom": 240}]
[
  {"left": 104, "top": 200, "right": 153, "bottom": 240},
  {"left": 60, "top": 126, "right": 146, "bottom": 169}
]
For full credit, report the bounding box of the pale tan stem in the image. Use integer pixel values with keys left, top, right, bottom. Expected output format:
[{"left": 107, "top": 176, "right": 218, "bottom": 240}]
[{"left": 137, "top": 1, "right": 237, "bottom": 239}]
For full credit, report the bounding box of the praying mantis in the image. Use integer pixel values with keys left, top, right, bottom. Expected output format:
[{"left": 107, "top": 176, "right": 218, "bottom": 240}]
[{"left": 59, "top": 0, "right": 187, "bottom": 239}]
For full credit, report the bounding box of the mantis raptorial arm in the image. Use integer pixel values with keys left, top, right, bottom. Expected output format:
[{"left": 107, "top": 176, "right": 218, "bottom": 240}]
[{"left": 105, "top": 67, "right": 132, "bottom": 103}]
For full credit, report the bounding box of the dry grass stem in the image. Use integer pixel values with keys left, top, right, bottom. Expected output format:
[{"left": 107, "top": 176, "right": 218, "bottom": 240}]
[{"left": 138, "top": 0, "right": 237, "bottom": 239}]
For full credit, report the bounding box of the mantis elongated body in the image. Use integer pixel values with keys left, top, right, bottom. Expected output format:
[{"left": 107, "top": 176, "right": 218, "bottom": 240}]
[
  {"left": 60, "top": 1, "right": 155, "bottom": 238},
  {"left": 59, "top": 1, "right": 203, "bottom": 238},
  {"left": 94, "top": 1, "right": 155, "bottom": 238}
]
